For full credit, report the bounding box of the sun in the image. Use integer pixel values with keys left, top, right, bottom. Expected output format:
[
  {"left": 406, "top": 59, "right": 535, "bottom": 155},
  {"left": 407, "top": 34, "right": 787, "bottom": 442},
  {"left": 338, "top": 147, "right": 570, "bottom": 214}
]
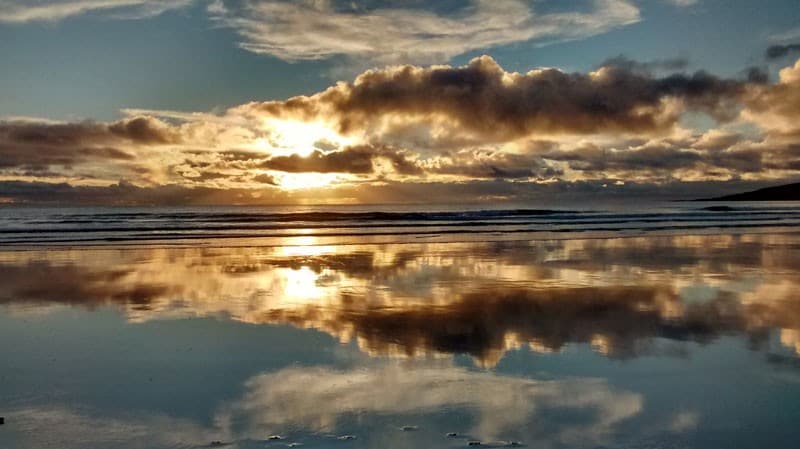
[
  {"left": 263, "top": 118, "right": 353, "bottom": 157},
  {"left": 249, "top": 119, "right": 356, "bottom": 191}
]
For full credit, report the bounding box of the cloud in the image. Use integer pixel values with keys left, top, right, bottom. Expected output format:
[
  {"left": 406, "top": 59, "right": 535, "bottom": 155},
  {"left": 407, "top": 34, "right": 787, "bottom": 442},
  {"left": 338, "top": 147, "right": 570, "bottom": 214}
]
[
  {"left": 210, "top": 0, "right": 640, "bottom": 65},
  {"left": 0, "top": 116, "right": 180, "bottom": 177},
  {"left": 3, "top": 56, "right": 800, "bottom": 201},
  {"left": 744, "top": 58, "right": 800, "bottom": 137},
  {"left": 0, "top": 179, "right": 289, "bottom": 205},
  {"left": 770, "top": 26, "right": 800, "bottom": 43},
  {"left": 766, "top": 43, "right": 800, "bottom": 60},
  {"left": 422, "top": 149, "right": 562, "bottom": 179},
  {"left": 251, "top": 172, "right": 278, "bottom": 185},
  {"left": 0, "top": 0, "right": 194, "bottom": 23},
  {"left": 243, "top": 55, "right": 754, "bottom": 145},
  {"left": 0, "top": 116, "right": 179, "bottom": 147},
  {"left": 256, "top": 143, "right": 423, "bottom": 175},
  {"left": 2, "top": 177, "right": 797, "bottom": 206},
  {"left": 599, "top": 55, "right": 690, "bottom": 73},
  {"left": 106, "top": 116, "right": 182, "bottom": 144},
  {"left": 665, "top": 0, "right": 698, "bottom": 7},
  {"left": 261, "top": 147, "right": 375, "bottom": 174},
  {"left": 541, "top": 132, "right": 766, "bottom": 181}
]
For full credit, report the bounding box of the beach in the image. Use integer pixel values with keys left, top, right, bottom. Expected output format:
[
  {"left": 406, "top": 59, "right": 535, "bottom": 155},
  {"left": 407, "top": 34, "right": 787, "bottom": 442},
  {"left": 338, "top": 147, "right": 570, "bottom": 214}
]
[
  {"left": 4, "top": 2, "right": 800, "bottom": 447},
  {"left": 2, "top": 204, "right": 800, "bottom": 448}
]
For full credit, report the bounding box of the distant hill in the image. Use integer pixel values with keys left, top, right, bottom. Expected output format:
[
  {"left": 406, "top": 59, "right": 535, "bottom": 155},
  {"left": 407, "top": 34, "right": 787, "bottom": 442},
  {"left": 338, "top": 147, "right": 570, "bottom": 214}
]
[{"left": 701, "top": 182, "right": 800, "bottom": 201}]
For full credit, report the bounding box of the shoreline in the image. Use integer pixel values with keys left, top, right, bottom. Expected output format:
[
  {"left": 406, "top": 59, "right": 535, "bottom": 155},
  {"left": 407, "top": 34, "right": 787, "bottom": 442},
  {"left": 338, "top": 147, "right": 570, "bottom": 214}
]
[{"left": 1, "top": 225, "right": 798, "bottom": 252}]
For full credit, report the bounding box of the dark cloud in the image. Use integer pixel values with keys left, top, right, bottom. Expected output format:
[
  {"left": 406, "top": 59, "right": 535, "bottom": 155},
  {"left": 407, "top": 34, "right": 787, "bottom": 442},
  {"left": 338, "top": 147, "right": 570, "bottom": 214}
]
[
  {"left": 543, "top": 138, "right": 766, "bottom": 176},
  {"left": 3, "top": 177, "right": 796, "bottom": 206},
  {"left": 766, "top": 43, "right": 800, "bottom": 60},
  {"left": 0, "top": 144, "right": 135, "bottom": 171},
  {"left": 0, "top": 180, "right": 283, "bottom": 206},
  {"left": 545, "top": 141, "right": 701, "bottom": 172},
  {"left": 428, "top": 150, "right": 562, "bottom": 179},
  {"left": 599, "top": 55, "right": 689, "bottom": 73},
  {"left": 258, "top": 144, "right": 422, "bottom": 175},
  {"left": 252, "top": 173, "right": 279, "bottom": 185},
  {"left": 0, "top": 116, "right": 179, "bottom": 173},
  {"left": 744, "top": 66, "right": 770, "bottom": 83},
  {"left": 107, "top": 116, "right": 182, "bottom": 144},
  {"left": 261, "top": 147, "right": 375, "bottom": 173},
  {"left": 1, "top": 116, "right": 179, "bottom": 147},
  {"left": 248, "top": 55, "right": 755, "bottom": 142}
]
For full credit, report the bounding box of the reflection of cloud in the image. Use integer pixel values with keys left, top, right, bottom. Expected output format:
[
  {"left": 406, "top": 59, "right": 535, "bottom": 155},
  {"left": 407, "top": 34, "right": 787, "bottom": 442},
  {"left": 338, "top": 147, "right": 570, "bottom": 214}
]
[
  {"left": 0, "top": 261, "right": 173, "bottom": 308},
  {"left": 668, "top": 411, "right": 699, "bottom": 432},
  {"left": 2, "top": 234, "right": 800, "bottom": 364},
  {"left": 6, "top": 364, "right": 642, "bottom": 448},
  {"left": 259, "top": 285, "right": 753, "bottom": 365},
  {"left": 6, "top": 405, "right": 224, "bottom": 449},
  {"left": 781, "top": 329, "right": 800, "bottom": 354},
  {"left": 218, "top": 364, "right": 642, "bottom": 444}
]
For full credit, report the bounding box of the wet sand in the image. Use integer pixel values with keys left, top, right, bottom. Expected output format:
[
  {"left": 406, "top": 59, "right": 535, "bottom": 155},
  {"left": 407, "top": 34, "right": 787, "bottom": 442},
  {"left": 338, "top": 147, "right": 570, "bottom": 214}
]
[{"left": 2, "top": 231, "right": 800, "bottom": 448}]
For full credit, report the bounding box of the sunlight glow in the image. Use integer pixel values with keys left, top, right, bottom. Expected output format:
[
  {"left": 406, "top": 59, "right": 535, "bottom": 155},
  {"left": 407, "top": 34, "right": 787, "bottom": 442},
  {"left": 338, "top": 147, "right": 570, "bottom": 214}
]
[
  {"left": 282, "top": 266, "right": 326, "bottom": 301},
  {"left": 263, "top": 118, "right": 354, "bottom": 157},
  {"left": 280, "top": 237, "right": 335, "bottom": 257},
  {"left": 278, "top": 172, "right": 341, "bottom": 190}
]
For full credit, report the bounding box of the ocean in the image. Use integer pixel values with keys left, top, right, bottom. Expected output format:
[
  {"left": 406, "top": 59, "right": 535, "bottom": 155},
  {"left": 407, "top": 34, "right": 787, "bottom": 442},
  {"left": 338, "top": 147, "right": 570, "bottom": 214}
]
[{"left": 2, "top": 201, "right": 800, "bottom": 246}]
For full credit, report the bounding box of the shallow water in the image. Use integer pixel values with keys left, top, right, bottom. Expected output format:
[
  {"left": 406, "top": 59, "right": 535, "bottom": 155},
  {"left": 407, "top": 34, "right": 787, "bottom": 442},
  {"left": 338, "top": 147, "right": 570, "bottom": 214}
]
[
  {"left": 2, "top": 225, "right": 800, "bottom": 448},
  {"left": 2, "top": 201, "right": 800, "bottom": 245}
]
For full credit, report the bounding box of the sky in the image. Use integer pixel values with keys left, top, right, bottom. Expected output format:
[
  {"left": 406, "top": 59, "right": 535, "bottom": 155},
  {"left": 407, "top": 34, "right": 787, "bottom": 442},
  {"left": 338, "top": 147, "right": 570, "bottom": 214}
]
[{"left": 1, "top": 0, "right": 800, "bottom": 205}]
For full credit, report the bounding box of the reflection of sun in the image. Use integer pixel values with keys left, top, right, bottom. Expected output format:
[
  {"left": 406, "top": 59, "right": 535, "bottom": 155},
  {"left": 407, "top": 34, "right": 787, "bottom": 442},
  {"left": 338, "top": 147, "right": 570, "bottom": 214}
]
[
  {"left": 263, "top": 118, "right": 353, "bottom": 157},
  {"left": 275, "top": 237, "right": 335, "bottom": 305},
  {"left": 283, "top": 266, "right": 325, "bottom": 302},
  {"left": 281, "top": 236, "right": 324, "bottom": 256}
]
